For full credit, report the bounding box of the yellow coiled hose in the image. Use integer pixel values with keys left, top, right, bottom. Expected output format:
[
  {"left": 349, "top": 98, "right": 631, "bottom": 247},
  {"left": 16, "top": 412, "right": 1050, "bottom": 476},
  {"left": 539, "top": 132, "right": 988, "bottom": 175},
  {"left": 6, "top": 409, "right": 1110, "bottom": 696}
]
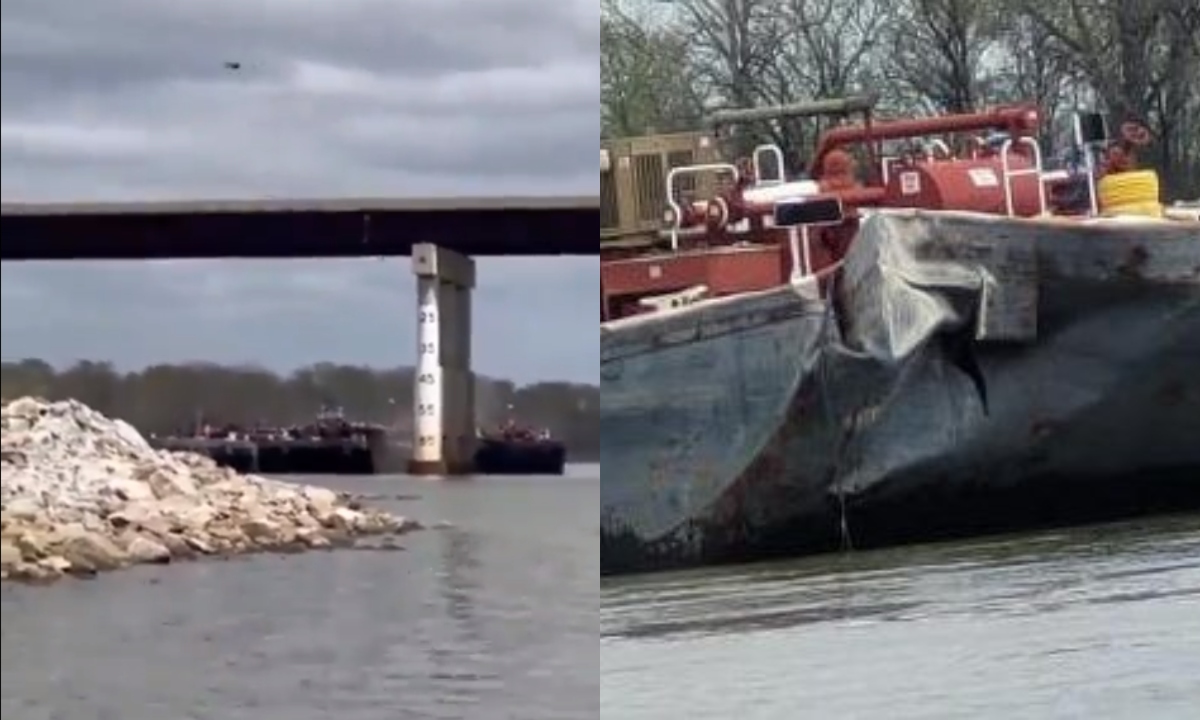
[{"left": 1097, "top": 169, "right": 1162, "bottom": 218}]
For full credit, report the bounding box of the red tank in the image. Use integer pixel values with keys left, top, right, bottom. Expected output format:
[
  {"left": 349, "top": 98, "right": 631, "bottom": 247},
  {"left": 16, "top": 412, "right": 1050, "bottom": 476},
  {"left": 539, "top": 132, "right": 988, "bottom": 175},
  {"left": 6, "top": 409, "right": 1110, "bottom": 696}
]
[{"left": 882, "top": 155, "right": 1046, "bottom": 217}]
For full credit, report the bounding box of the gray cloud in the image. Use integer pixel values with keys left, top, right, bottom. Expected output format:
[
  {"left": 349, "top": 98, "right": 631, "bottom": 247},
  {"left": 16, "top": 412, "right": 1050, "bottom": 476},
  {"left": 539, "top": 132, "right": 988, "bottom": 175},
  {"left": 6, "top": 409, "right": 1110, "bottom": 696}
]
[{"left": 1, "top": 0, "right": 598, "bottom": 383}]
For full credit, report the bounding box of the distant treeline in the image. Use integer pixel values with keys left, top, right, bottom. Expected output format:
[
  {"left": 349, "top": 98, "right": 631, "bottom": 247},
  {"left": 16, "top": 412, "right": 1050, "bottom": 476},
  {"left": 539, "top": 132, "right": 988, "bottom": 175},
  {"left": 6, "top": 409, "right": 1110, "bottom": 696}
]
[{"left": 1, "top": 359, "right": 599, "bottom": 459}]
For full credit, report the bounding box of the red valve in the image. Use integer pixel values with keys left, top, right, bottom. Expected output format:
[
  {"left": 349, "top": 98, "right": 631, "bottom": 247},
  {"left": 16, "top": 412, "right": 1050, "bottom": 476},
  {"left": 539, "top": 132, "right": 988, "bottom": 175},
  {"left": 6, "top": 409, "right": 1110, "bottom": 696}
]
[{"left": 1120, "top": 122, "right": 1151, "bottom": 147}]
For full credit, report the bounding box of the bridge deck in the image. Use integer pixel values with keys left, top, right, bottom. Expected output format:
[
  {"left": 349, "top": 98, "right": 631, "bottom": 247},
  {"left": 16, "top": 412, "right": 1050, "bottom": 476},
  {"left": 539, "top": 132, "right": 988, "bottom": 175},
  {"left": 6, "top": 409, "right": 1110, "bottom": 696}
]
[{"left": 0, "top": 196, "right": 598, "bottom": 259}]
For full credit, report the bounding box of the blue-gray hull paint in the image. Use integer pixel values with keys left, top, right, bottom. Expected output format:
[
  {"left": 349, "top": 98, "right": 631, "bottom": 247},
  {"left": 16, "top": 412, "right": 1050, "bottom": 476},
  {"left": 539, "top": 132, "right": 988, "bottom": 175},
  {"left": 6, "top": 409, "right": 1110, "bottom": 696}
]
[{"left": 600, "top": 211, "right": 1200, "bottom": 575}]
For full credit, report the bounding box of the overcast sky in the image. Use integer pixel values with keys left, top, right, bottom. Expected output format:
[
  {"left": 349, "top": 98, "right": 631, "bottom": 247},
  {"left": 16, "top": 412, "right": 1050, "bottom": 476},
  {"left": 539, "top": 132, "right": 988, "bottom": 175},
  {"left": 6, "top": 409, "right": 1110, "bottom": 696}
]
[{"left": 0, "top": 0, "right": 598, "bottom": 385}]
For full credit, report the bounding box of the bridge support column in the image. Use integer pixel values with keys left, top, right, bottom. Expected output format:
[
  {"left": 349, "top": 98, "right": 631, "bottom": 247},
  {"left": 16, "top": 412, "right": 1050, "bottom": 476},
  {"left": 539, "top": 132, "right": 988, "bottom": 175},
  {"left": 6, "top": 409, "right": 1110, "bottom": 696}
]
[{"left": 407, "top": 243, "right": 476, "bottom": 476}]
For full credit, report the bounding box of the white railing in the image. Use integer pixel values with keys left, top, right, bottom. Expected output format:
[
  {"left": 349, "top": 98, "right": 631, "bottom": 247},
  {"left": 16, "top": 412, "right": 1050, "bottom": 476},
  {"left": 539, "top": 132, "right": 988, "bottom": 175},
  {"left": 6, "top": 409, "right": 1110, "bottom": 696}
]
[
  {"left": 665, "top": 163, "right": 739, "bottom": 250},
  {"left": 999, "top": 136, "right": 1048, "bottom": 217}
]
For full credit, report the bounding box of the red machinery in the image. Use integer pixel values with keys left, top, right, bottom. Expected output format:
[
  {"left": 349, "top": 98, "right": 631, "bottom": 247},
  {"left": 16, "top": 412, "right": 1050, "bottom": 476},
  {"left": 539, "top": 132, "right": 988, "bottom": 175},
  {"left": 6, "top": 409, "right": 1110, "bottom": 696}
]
[
  {"left": 602, "top": 99, "right": 1121, "bottom": 322},
  {"left": 671, "top": 103, "right": 1048, "bottom": 242}
]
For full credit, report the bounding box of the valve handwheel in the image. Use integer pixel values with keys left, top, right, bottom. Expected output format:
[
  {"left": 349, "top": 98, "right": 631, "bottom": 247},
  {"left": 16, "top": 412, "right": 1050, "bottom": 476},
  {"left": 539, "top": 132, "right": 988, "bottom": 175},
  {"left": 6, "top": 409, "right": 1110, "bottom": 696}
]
[{"left": 1120, "top": 122, "right": 1151, "bottom": 147}]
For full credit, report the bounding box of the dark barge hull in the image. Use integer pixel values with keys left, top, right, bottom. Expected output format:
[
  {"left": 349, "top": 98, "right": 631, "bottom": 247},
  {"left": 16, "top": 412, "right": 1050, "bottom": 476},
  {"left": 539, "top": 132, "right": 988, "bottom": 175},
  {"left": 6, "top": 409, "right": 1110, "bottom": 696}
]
[
  {"left": 600, "top": 210, "right": 1200, "bottom": 575},
  {"left": 151, "top": 436, "right": 390, "bottom": 475},
  {"left": 473, "top": 438, "right": 567, "bottom": 475}
]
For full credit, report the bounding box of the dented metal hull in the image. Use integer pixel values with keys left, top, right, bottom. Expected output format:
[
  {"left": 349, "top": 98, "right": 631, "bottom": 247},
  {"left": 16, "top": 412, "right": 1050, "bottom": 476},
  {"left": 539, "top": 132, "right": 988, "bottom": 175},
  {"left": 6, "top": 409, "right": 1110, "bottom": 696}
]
[{"left": 600, "top": 210, "right": 1200, "bottom": 575}]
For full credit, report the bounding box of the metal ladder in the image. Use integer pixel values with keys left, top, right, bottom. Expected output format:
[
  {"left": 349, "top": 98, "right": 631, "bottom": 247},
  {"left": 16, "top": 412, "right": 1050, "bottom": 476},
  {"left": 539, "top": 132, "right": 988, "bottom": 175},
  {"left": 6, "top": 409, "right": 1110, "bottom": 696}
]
[{"left": 999, "top": 136, "right": 1048, "bottom": 217}]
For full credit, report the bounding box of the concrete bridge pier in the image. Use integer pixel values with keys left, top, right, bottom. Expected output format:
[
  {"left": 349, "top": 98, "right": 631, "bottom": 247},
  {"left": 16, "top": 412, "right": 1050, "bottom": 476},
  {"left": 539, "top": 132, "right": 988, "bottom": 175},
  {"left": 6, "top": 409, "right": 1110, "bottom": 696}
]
[{"left": 407, "top": 243, "right": 477, "bottom": 476}]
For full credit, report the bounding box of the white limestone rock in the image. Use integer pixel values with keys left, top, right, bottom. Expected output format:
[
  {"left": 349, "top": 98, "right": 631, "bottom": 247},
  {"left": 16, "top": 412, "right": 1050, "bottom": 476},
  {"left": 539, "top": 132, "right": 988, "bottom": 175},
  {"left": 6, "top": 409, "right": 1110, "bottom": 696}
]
[{"left": 1, "top": 397, "right": 421, "bottom": 584}]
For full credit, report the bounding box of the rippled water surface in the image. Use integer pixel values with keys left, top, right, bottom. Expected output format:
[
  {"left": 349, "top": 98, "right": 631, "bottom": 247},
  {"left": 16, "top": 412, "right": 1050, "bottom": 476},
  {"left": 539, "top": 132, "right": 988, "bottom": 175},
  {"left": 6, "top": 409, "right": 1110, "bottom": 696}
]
[
  {"left": 3, "top": 466, "right": 598, "bottom": 720},
  {"left": 602, "top": 514, "right": 1200, "bottom": 719}
]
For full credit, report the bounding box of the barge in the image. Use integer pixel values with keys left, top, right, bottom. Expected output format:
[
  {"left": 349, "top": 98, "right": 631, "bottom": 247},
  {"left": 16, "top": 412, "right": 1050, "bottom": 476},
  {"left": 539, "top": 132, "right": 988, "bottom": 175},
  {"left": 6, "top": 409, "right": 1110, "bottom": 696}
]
[
  {"left": 600, "top": 97, "right": 1200, "bottom": 575},
  {"left": 151, "top": 407, "right": 390, "bottom": 475},
  {"left": 473, "top": 420, "right": 567, "bottom": 475}
]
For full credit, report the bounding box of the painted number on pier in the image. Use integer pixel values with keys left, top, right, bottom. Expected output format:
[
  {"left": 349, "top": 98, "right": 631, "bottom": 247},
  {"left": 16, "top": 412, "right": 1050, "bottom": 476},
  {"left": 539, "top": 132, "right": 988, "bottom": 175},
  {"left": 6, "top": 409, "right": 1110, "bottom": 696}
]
[
  {"left": 417, "top": 373, "right": 436, "bottom": 385},
  {"left": 420, "top": 342, "right": 437, "bottom": 355},
  {"left": 418, "top": 403, "right": 437, "bottom": 416},
  {"left": 418, "top": 435, "right": 436, "bottom": 447},
  {"left": 418, "top": 310, "right": 437, "bottom": 323}
]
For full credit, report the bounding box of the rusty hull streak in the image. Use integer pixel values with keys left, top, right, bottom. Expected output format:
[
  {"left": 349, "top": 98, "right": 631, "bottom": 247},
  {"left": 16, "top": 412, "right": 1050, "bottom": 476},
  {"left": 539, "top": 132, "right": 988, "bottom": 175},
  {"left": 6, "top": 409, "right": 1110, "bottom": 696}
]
[
  {"left": 600, "top": 362, "right": 845, "bottom": 573},
  {"left": 601, "top": 282, "right": 828, "bottom": 573}
]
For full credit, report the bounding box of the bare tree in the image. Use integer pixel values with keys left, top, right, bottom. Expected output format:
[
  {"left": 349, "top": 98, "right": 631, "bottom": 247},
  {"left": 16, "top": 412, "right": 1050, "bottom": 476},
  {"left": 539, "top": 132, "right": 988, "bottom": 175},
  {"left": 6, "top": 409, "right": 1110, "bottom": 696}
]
[
  {"left": 671, "top": 0, "right": 783, "bottom": 110},
  {"left": 602, "top": 0, "right": 704, "bottom": 136},
  {"left": 761, "top": 0, "right": 894, "bottom": 156},
  {"left": 1019, "top": 0, "right": 1200, "bottom": 195},
  {"left": 600, "top": 0, "right": 1199, "bottom": 197},
  {"left": 887, "top": 0, "right": 997, "bottom": 113}
]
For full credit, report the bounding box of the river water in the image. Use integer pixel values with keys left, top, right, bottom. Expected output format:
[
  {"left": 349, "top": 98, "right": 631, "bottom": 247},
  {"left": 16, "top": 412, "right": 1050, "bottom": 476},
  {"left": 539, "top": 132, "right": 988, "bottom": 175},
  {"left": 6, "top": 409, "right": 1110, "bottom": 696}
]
[
  {"left": 602, "top": 513, "right": 1200, "bottom": 719},
  {"left": 2, "top": 466, "right": 599, "bottom": 720}
]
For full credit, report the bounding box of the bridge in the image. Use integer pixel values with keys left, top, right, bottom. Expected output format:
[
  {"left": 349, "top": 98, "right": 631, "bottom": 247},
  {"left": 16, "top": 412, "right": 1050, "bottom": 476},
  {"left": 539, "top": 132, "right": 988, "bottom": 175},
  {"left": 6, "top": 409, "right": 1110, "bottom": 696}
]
[{"left": 0, "top": 196, "right": 599, "bottom": 476}]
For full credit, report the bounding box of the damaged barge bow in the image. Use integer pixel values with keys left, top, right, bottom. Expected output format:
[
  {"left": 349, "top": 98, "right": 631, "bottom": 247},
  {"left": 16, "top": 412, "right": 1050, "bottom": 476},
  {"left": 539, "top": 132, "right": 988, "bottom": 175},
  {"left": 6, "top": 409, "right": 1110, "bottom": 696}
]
[{"left": 601, "top": 210, "right": 1200, "bottom": 575}]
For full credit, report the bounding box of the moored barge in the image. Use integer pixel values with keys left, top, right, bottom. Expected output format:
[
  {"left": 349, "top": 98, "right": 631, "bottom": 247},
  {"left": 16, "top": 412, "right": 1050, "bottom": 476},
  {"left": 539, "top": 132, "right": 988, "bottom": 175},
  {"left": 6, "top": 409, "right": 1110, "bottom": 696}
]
[
  {"left": 600, "top": 97, "right": 1200, "bottom": 575},
  {"left": 151, "top": 407, "right": 389, "bottom": 475},
  {"left": 473, "top": 420, "right": 567, "bottom": 475}
]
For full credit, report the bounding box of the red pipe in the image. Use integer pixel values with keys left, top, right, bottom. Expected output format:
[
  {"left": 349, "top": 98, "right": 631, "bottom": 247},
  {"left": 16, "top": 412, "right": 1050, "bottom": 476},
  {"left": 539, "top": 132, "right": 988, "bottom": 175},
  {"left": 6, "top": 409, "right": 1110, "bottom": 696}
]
[{"left": 809, "top": 105, "right": 1041, "bottom": 176}]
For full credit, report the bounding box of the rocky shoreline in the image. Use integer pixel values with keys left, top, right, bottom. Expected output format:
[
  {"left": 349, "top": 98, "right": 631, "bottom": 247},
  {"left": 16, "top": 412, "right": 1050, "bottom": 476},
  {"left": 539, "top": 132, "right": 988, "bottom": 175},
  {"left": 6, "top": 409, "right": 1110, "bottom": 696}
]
[{"left": 1, "top": 397, "right": 421, "bottom": 584}]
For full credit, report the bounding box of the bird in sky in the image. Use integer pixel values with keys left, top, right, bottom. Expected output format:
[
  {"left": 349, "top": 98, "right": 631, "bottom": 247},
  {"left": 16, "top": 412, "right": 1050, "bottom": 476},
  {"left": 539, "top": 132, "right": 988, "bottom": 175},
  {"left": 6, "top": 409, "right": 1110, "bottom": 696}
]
[{"left": 223, "top": 61, "right": 241, "bottom": 70}]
